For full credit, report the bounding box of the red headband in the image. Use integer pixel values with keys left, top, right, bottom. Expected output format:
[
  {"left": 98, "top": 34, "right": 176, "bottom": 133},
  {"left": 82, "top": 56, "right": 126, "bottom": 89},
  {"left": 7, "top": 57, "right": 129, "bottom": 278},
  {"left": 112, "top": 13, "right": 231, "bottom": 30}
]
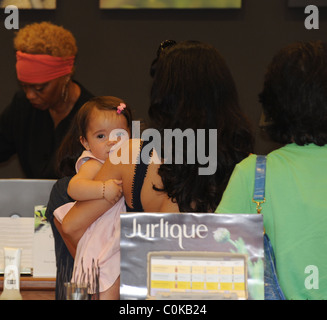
[{"left": 16, "top": 51, "right": 75, "bottom": 83}]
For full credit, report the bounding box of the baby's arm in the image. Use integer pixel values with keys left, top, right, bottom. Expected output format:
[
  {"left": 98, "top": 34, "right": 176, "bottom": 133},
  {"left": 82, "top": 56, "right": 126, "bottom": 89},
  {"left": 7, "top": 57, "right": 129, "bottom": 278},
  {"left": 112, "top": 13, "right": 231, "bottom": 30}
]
[{"left": 68, "top": 159, "right": 122, "bottom": 203}]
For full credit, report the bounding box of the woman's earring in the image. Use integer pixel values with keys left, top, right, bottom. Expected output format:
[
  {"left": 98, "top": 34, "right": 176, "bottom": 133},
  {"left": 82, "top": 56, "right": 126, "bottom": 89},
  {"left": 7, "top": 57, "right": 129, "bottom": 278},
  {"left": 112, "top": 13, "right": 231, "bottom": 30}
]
[{"left": 61, "top": 77, "right": 70, "bottom": 102}]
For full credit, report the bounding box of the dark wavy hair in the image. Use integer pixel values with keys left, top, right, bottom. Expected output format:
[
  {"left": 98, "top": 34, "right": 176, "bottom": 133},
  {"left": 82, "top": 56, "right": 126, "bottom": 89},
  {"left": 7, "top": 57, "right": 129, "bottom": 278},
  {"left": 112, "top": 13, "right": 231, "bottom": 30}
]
[
  {"left": 259, "top": 41, "right": 327, "bottom": 146},
  {"left": 56, "top": 96, "right": 132, "bottom": 177},
  {"left": 149, "top": 40, "right": 254, "bottom": 212}
]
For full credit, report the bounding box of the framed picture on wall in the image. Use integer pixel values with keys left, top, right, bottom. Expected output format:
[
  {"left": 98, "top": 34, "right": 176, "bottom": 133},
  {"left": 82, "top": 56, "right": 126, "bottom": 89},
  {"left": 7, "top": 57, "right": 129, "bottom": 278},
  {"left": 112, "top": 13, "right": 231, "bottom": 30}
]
[
  {"left": 288, "top": 0, "right": 327, "bottom": 7},
  {"left": 99, "top": 0, "right": 242, "bottom": 9},
  {"left": 0, "top": 0, "right": 56, "bottom": 9}
]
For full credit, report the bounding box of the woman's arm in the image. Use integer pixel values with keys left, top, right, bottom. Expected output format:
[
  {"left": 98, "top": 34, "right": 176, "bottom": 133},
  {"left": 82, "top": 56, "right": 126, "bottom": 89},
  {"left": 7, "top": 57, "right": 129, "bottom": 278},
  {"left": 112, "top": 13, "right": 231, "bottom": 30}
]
[
  {"left": 54, "top": 217, "right": 76, "bottom": 258},
  {"left": 61, "top": 157, "right": 122, "bottom": 248}
]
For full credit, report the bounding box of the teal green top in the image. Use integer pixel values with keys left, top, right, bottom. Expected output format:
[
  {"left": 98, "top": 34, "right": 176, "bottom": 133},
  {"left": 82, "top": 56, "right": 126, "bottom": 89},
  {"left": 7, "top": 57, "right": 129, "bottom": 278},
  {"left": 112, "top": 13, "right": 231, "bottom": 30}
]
[{"left": 216, "top": 144, "right": 327, "bottom": 300}]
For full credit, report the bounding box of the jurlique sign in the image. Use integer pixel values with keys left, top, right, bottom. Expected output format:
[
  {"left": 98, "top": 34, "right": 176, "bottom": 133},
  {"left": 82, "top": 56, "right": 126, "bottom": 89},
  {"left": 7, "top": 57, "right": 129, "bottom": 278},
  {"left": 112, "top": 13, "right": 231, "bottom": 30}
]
[
  {"left": 125, "top": 217, "right": 208, "bottom": 250},
  {"left": 120, "top": 212, "right": 264, "bottom": 300}
]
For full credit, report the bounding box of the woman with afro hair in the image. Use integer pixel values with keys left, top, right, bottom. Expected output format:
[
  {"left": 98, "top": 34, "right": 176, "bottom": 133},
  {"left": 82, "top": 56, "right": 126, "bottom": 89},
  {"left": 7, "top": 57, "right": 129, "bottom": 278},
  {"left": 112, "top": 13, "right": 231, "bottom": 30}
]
[{"left": 0, "top": 21, "right": 93, "bottom": 178}]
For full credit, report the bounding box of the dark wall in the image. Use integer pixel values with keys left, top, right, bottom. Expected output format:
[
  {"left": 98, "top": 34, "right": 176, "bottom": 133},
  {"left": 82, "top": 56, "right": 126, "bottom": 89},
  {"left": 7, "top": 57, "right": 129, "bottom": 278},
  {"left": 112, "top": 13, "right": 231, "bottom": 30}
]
[{"left": 0, "top": 0, "right": 326, "bottom": 177}]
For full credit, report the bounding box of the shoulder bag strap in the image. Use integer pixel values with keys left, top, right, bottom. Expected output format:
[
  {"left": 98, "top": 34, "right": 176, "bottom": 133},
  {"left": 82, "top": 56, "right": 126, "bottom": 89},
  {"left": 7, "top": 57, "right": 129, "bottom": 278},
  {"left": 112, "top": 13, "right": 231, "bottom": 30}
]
[
  {"left": 252, "top": 155, "right": 267, "bottom": 214},
  {"left": 253, "top": 155, "right": 286, "bottom": 300}
]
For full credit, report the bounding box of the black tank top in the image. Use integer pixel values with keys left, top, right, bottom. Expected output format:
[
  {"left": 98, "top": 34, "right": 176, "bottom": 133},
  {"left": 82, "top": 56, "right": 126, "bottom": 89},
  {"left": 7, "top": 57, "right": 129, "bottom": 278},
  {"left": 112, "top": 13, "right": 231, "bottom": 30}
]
[{"left": 125, "top": 140, "right": 153, "bottom": 212}]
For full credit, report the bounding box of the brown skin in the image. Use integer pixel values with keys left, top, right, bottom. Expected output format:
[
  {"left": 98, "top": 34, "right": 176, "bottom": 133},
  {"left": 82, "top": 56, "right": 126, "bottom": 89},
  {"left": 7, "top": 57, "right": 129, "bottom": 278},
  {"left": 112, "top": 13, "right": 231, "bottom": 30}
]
[{"left": 20, "top": 75, "right": 81, "bottom": 128}]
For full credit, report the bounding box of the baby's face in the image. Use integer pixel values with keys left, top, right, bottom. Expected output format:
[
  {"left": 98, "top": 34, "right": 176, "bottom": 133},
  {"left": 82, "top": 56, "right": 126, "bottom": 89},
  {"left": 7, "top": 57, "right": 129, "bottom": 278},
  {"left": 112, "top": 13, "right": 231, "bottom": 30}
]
[{"left": 81, "top": 108, "right": 130, "bottom": 161}]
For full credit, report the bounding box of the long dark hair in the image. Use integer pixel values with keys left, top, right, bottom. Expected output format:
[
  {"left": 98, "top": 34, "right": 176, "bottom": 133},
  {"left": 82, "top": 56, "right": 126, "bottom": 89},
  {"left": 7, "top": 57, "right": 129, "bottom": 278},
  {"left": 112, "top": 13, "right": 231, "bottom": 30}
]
[
  {"left": 56, "top": 96, "right": 132, "bottom": 177},
  {"left": 149, "top": 40, "right": 254, "bottom": 212}
]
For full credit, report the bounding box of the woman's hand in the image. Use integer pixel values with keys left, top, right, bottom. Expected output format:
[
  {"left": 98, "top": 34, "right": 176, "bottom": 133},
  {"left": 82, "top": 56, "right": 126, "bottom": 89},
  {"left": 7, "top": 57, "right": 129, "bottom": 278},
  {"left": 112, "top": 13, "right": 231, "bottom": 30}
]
[{"left": 104, "top": 179, "right": 123, "bottom": 204}]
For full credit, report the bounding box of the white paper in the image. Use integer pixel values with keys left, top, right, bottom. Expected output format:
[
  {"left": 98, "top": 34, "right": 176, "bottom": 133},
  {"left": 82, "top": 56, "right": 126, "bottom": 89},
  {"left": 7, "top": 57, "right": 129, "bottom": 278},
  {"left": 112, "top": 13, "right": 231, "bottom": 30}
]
[
  {"left": 33, "top": 205, "right": 56, "bottom": 277},
  {"left": 0, "top": 217, "right": 34, "bottom": 274},
  {"left": 0, "top": 207, "right": 57, "bottom": 277}
]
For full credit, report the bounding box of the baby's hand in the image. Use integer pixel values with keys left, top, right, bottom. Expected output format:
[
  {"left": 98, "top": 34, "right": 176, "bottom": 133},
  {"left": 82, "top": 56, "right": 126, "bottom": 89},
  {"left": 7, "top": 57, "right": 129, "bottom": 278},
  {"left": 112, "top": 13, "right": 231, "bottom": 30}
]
[{"left": 104, "top": 179, "right": 123, "bottom": 205}]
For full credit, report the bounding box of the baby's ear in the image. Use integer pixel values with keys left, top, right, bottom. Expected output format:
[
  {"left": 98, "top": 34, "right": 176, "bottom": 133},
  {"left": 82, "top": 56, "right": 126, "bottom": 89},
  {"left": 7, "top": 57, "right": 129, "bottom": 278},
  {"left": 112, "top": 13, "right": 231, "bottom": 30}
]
[{"left": 80, "top": 136, "right": 90, "bottom": 150}]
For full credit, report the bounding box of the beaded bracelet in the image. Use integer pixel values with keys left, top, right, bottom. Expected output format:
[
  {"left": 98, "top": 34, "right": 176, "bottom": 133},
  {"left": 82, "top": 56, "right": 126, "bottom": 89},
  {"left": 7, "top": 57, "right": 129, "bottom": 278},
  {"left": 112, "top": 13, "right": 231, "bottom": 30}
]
[{"left": 102, "top": 181, "right": 105, "bottom": 198}]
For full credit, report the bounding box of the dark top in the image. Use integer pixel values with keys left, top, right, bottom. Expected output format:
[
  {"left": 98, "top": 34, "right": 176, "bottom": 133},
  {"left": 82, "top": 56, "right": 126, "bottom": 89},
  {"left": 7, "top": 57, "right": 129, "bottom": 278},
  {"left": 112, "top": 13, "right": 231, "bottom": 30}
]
[
  {"left": 0, "top": 82, "right": 93, "bottom": 178},
  {"left": 45, "top": 176, "right": 74, "bottom": 300},
  {"left": 126, "top": 140, "right": 153, "bottom": 212}
]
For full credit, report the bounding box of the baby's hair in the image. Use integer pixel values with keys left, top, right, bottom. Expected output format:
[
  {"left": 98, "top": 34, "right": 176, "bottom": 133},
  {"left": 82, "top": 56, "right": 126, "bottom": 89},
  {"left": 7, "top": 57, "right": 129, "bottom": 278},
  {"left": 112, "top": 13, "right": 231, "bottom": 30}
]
[
  {"left": 77, "top": 96, "right": 132, "bottom": 139},
  {"left": 56, "top": 96, "right": 133, "bottom": 177}
]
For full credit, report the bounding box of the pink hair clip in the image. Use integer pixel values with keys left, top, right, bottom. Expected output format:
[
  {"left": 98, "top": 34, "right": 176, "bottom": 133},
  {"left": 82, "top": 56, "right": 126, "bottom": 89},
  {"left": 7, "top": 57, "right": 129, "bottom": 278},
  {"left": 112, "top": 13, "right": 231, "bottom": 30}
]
[{"left": 117, "top": 103, "right": 126, "bottom": 114}]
